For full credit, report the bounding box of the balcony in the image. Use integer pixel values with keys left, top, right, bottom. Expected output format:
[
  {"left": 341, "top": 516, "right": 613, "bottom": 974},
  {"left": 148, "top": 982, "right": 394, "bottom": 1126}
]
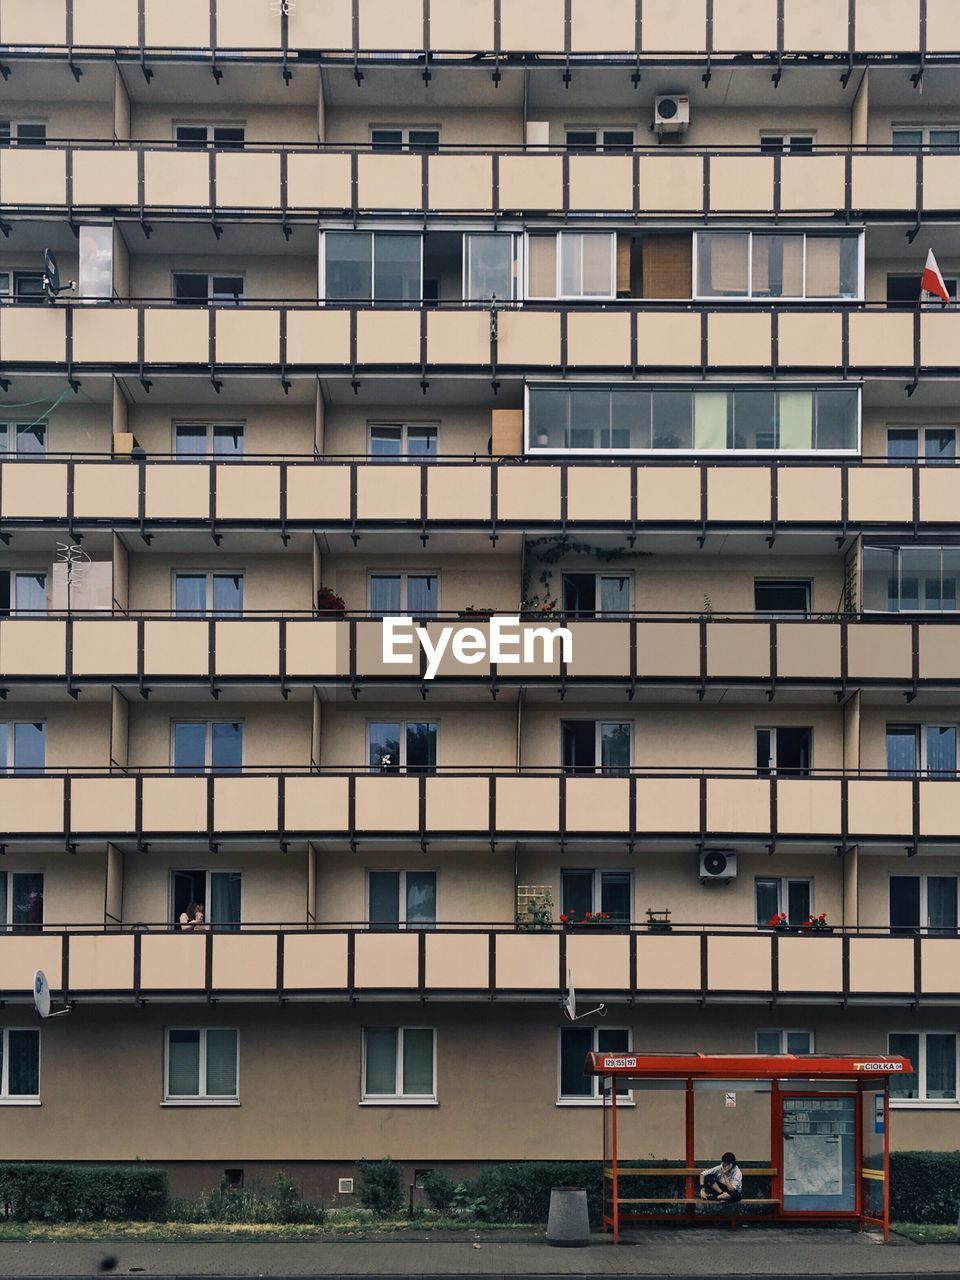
[
  {"left": 1, "top": 142, "right": 958, "bottom": 220},
  {"left": 1, "top": 769, "right": 959, "bottom": 850},
  {"left": 0, "top": 613, "right": 958, "bottom": 696},
  {"left": 0, "top": 0, "right": 954, "bottom": 62},
  {"left": 2, "top": 456, "right": 960, "bottom": 537},
  {"left": 0, "top": 923, "right": 956, "bottom": 1007}
]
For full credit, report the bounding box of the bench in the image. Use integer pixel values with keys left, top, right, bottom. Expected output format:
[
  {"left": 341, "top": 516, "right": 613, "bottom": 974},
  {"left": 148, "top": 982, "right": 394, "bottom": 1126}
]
[
  {"left": 605, "top": 1167, "right": 778, "bottom": 1178},
  {"left": 617, "top": 1197, "right": 780, "bottom": 1205}
]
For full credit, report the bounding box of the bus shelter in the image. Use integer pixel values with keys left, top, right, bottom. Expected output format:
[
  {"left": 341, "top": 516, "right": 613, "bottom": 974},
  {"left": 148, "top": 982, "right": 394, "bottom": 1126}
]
[{"left": 585, "top": 1052, "right": 911, "bottom": 1242}]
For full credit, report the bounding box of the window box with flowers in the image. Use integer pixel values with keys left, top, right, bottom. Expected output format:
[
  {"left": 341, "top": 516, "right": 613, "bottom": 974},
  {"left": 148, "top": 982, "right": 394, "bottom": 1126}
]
[
  {"left": 800, "top": 913, "right": 833, "bottom": 934},
  {"left": 768, "top": 912, "right": 794, "bottom": 933},
  {"left": 560, "top": 909, "right": 618, "bottom": 931},
  {"left": 316, "top": 586, "right": 347, "bottom": 616}
]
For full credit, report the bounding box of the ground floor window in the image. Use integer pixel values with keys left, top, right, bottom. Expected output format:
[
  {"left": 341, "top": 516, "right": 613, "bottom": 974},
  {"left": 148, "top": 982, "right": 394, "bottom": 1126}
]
[
  {"left": 165, "top": 1029, "right": 238, "bottom": 1103},
  {"left": 558, "top": 1026, "right": 630, "bottom": 1102},
  {"left": 888, "top": 1032, "right": 957, "bottom": 1102},
  {"left": 362, "top": 1027, "right": 436, "bottom": 1102},
  {"left": 0, "top": 1028, "right": 40, "bottom": 1101}
]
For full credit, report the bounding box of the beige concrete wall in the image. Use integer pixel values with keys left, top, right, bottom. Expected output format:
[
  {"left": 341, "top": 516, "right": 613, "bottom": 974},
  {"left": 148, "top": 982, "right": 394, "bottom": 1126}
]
[
  {"left": 322, "top": 404, "right": 492, "bottom": 458},
  {"left": 866, "top": 255, "right": 960, "bottom": 303},
  {"left": 2, "top": 103, "right": 113, "bottom": 140},
  {"left": 127, "top": 553, "right": 312, "bottom": 613},
  {"left": 131, "top": 105, "right": 320, "bottom": 143},
  {"left": 45, "top": 404, "right": 110, "bottom": 455},
  {"left": 324, "top": 108, "right": 522, "bottom": 147},
  {"left": 857, "top": 852, "right": 960, "bottom": 930},
  {"left": 127, "top": 703, "right": 311, "bottom": 769},
  {"left": 5, "top": 703, "right": 111, "bottom": 768},
  {"left": 128, "top": 254, "right": 315, "bottom": 302},
  {"left": 325, "top": 552, "right": 519, "bottom": 614},
  {"left": 127, "top": 403, "right": 315, "bottom": 456},
  {"left": 5, "top": 1003, "right": 956, "bottom": 1162},
  {"left": 0, "top": 849, "right": 108, "bottom": 926},
  {"left": 546, "top": 107, "right": 853, "bottom": 150}
]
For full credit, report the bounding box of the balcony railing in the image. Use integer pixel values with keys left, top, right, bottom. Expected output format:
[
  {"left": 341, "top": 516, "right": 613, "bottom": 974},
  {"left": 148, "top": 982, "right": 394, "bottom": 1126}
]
[
  {"left": 0, "top": 0, "right": 954, "bottom": 64},
  {"left": 1, "top": 299, "right": 955, "bottom": 381},
  {"left": 1, "top": 768, "right": 959, "bottom": 850},
  {"left": 0, "top": 142, "right": 956, "bottom": 220},
  {"left": 0, "top": 922, "right": 956, "bottom": 1006},
  {"left": 0, "top": 613, "right": 958, "bottom": 695},
  {"left": 1, "top": 456, "right": 958, "bottom": 537}
]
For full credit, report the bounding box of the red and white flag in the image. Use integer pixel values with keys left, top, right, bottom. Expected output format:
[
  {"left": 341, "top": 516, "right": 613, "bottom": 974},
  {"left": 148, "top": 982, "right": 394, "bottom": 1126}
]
[{"left": 921, "top": 249, "right": 951, "bottom": 306}]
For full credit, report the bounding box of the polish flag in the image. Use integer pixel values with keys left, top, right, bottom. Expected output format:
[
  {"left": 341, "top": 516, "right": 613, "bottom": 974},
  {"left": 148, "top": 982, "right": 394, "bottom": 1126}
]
[{"left": 921, "top": 249, "right": 951, "bottom": 306}]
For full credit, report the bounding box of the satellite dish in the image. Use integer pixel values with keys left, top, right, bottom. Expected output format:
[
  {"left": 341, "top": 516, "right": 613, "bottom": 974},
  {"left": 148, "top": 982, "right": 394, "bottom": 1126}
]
[
  {"left": 43, "top": 249, "right": 74, "bottom": 301},
  {"left": 33, "top": 970, "right": 51, "bottom": 1019},
  {"left": 563, "top": 967, "right": 605, "bottom": 1022}
]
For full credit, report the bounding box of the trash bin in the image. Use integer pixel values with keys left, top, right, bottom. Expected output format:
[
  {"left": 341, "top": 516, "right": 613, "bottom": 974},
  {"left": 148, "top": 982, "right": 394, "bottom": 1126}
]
[{"left": 546, "top": 1186, "right": 590, "bottom": 1247}]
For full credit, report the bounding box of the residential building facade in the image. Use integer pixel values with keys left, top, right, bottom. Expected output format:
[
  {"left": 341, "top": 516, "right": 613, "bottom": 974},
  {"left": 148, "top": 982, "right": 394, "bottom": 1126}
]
[{"left": 0, "top": 0, "right": 959, "bottom": 1199}]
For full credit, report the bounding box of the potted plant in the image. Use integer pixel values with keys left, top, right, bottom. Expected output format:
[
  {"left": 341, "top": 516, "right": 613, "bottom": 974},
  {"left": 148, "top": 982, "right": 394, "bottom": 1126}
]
[
  {"left": 768, "top": 912, "right": 791, "bottom": 933},
  {"left": 458, "top": 605, "right": 494, "bottom": 620},
  {"left": 646, "top": 908, "right": 672, "bottom": 932},
  {"left": 560, "top": 909, "right": 615, "bottom": 930},
  {"left": 515, "top": 891, "right": 554, "bottom": 932},
  {"left": 316, "top": 586, "right": 346, "bottom": 616},
  {"left": 801, "top": 912, "right": 833, "bottom": 934}
]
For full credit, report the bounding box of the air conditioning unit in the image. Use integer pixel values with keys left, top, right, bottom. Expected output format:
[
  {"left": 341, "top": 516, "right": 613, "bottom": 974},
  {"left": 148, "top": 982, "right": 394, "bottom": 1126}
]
[
  {"left": 654, "top": 95, "right": 690, "bottom": 135},
  {"left": 338, "top": 1177, "right": 354, "bottom": 1195},
  {"left": 700, "top": 849, "right": 737, "bottom": 883}
]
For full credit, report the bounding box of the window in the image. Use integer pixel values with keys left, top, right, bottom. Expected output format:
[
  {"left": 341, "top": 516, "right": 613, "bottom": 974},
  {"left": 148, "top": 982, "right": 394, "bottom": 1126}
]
[
  {"left": 561, "top": 720, "right": 631, "bottom": 775},
  {"left": 888, "top": 427, "right": 956, "bottom": 462},
  {"left": 893, "top": 127, "right": 960, "bottom": 152},
  {"left": 526, "top": 384, "right": 859, "bottom": 455},
  {"left": 888, "top": 1032, "right": 957, "bottom": 1102},
  {"left": 173, "top": 274, "right": 244, "bottom": 305},
  {"left": 0, "top": 871, "right": 43, "bottom": 932},
  {"left": 0, "top": 423, "right": 47, "bottom": 454},
  {"left": 369, "top": 424, "right": 437, "bottom": 458},
  {"left": 0, "top": 121, "right": 46, "bottom": 146},
  {"left": 171, "top": 869, "right": 242, "bottom": 931},
  {"left": 369, "top": 573, "right": 438, "bottom": 617},
  {"left": 368, "top": 870, "right": 437, "bottom": 929},
  {"left": 0, "top": 1029, "right": 40, "bottom": 1102},
  {"left": 887, "top": 273, "right": 959, "bottom": 309},
  {"left": 886, "top": 725, "right": 957, "bottom": 778},
  {"left": 368, "top": 721, "right": 437, "bottom": 774},
  {"left": 565, "top": 128, "right": 634, "bottom": 152},
  {"left": 527, "top": 232, "right": 616, "bottom": 300},
  {"left": 0, "top": 723, "right": 45, "bottom": 775},
  {"left": 755, "top": 727, "right": 811, "bottom": 776},
  {"left": 175, "top": 124, "right": 245, "bottom": 148},
  {"left": 370, "top": 127, "right": 440, "bottom": 152},
  {"left": 559, "top": 1026, "right": 630, "bottom": 1101},
  {"left": 174, "top": 573, "right": 244, "bottom": 617},
  {"left": 362, "top": 1027, "right": 435, "bottom": 1101},
  {"left": 172, "top": 721, "right": 242, "bottom": 774},
  {"left": 755, "top": 1029, "right": 814, "bottom": 1054},
  {"left": 754, "top": 580, "right": 810, "bottom": 616},
  {"left": 755, "top": 877, "right": 813, "bottom": 928},
  {"left": 759, "top": 133, "right": 815, "bottom": 154},
  {"left": 863, "top": 545, "right": 960, "bottom": 613},
  {"left": 464, "top": 233, "right": 519, "bottom": 302},
  {"left": 889, "top": 875, "right": 958, "bottom": 935},
  {"left": 696, "top": 232, "right": 859, "bottom": 299},
  {"left": 323, "top": 232, "right": 422, "bottom": 303},
  {"left": 1, "top": 272, "right": 46, "bottom": 304},
  {"left": 174, "top": 424, "right": 244, "bottom": 458},
  {"left": 561, "top": 572, "right": 631, "bottom": 617},
  {"left": 165, "top": 1029, "right": 238, "bottom": 1102},
  {"left": 0, "top": 571, "right": 47, "bottom": 616},
  {"left": 561, "top": 869, "right": 631, "bottom": 923}
]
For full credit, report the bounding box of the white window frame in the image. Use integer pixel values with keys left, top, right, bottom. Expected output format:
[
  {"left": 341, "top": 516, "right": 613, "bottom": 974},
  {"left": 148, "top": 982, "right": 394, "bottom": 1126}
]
[
  {"left": 755, "top": 1028, "right": 815, "bottom": 1054},
  {"left": 173, "top": 122, "right": 246, "bottom": 147},
  {"left": 163, "top": 1027, "right": 240, "bottom": 1106},
  {"left": 369, "top": 126, "right": 441, "bottom": 151},
  {"left": 0, "top": 869, "right": 44, "bottom": 930},
  {"left": 367, "top": 719, "right": 439, "bottom": 773},
  {"left": 168, "top": 868, "right": 243, "bottom": 929},
  {"left": 171, "top": 272, "right": 245, "bottom": 305},
  {"left": 361, "top": 1026, "right": 437, "bottom": 1104},
  {"left": 6, "top": 570, "right": 48, "bottom": 616},
  {"left": 462, "top": 232, "right": 521, "bottom": 303},
  {"left": 366, "top": 868, "right": 438, "bottom": 928},
  {"left": 692, "top": 229, "right": 864, "bottom": 302},
  {"left": 560, "top": 569, "right": 633, "bottom": 615},
  {"left": 0, "top": 120, "right": 47, "bottom": 146},
  {"left": 525, "top": 231, "right": 617, "bottom": 301},
  {"left": 887, "top": 1030, "right": 959, "bottom": 1108},
  {"left": 561, "top": 719, "right": 633, "bottom": 775},
  {"left": 885, "top": 723, "right": 958, "bottom": 776},
  {"left": 368, "top": 570, "right": 440, "bottom": 615},
  {"left": 892, "top": 125, "right": 960, "bottom": 150},
  {"left": 564, "top": 126, "right": 636, "bottom": 151},
  {"left": 755, "top": 876, "right": 814, "bottom": 925},
  {"left": 0, "top": 721, "right": 46, "bottom": 774},
  {"left": 319, "top": 229, "right": 425, "bottom": 304},
  {"left": 170, "top": 719, "right": 244, "bottom": 771},
  {"left": 367, "top": 421, "right": 439, "bottom": 457},
  {"left": 173, "top": 422, "right": 245, "bottom": 456},
  {"left": 560, "top": 867, "right": 632, "bottom": 921},
  {"left": 755, "top": 725, "right": 813, "bottom": 774},
  {"left": 557, "top": 1025, "right": 633, "bottom": 1106},
  {"left": 172, "top": 570, "right": 245, "bottom": 616},
  {"left": 0, "top": 422, "right": 48, "bottom": 455},
  {"left": 0, "top": 1027, "right": 41, "bottom": 1105},
  {"left": 758, "top": 131, "right": 815, "bottom": 153},
  {"left": 887, "top": 425, "right": 957, "bottom": 459},
  {"left": 887, "top": 271, "right": 960, "bottom": 308},
  {"left": 887, "top": 872, "right": 959, "bottom": 930}
]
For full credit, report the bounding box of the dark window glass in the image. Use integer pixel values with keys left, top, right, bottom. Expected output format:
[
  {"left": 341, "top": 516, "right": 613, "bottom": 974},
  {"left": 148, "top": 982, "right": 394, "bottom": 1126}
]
[
  {"left": 561, "top": 721, "right": 596, "bottom": 773},
  {"left": 599, "top": 872, "right": 630, "bottom": 921},
  {"left": 173, "top": 273, "right": 210, "bottom": 305},
  {"left": 7, "top": 1029, "right": 40, "bottom": 1095},
  {"left": 562, "top": 574, "right": 597, "bottom": 616},
  {"left": 754, "top": 580, "right": 810, "bottom": 615},
  {"left": 370, "top": 426, "right": 403, "bottom": 457},
  {"left": 888, "top": 1031, "right": 919, "bottom": 1097},
  {"left": 405, "top": 722, "right": 437, "bottom": 774},
  {"left": 325, "top": 232, "right": 372, "bottom": 301},
  {"left": 11, "top": 872, "right": 43, "bottom": 930},
  {"left": 886, "top": 726, "right": 918, "bottom": 776},
  {"left": 211, "top": 722, "right": 242, "bottom": 773},
  {"left": 371, "top": 130, "right": 403, "bottom": 151},
  {"left": 173, "top": 722, "right": 206, "bottom": 773},
  {"left": 888, "top": 428, "right": 919, "bottom": 459},
  {"left": 559, "top": 1026, "right": 594, "bottom": 1097},
  {"left": 890, "top": 875, "right": 921, "bottom": 933},
  {"left": 369, "top": 870, "right": 401, "bottom": 929},
  {"left": 176, "top": 125, "right": 208, "bottom": 148},
  {"left": 561, "top": 870, "right": 593, "bottom": 918},
  {"left": 214, "top": 127, "right": 245, "bottom": 148}
]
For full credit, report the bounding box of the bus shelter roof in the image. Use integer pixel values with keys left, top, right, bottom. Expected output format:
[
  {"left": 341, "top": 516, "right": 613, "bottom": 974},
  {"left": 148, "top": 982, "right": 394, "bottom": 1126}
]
[{"left": 584, "top": 1052, "right": 912, "bottom": 1083}]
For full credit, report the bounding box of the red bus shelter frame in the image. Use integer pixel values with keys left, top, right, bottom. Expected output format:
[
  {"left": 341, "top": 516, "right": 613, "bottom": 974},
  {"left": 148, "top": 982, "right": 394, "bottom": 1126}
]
[{"left": 585, "top": 1052, "right": 911, "bottom": 1243}]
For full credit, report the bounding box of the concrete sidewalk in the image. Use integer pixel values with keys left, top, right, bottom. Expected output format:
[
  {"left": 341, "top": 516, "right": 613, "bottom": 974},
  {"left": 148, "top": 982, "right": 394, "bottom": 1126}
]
[{"left": 2, "top": 1228, "right": 960, "bottom": 1280}]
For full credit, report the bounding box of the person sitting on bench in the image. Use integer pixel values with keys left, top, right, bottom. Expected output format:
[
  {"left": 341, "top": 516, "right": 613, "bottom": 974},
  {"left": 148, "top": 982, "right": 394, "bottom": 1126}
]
[{"left": 699, "top": 1152, "right": 742, "bottom": 1203}]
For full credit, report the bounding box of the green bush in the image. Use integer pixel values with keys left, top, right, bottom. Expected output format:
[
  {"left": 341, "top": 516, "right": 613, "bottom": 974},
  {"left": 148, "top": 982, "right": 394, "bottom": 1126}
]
[
  {"left": 421, "top": 1170, "right": 456, "bottom": 1214},
  {"left": 471, "top": 1162, "right": 603, "bottom": 1225},
  {"left": 0, "top": 1164, "right": 169, "bottom": 1223},
  {"left": 196, "top": 1174, "right": 324, "bottom": 1225},
  {"left": 357, "top": 1158, "right": 405, "bottom": 1218},
  {"left": 891, "top": 1151, "right": 960, "bottom": 1224}
]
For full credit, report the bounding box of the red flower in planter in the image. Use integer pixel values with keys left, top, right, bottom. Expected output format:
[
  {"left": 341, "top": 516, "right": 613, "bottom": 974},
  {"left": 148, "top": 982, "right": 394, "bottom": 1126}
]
[
  {"left": 559, "top": 914, "right": 569, "bottom": 924},
  {"left": 768, "top": 912, "right": 788, "bottom": 928}
]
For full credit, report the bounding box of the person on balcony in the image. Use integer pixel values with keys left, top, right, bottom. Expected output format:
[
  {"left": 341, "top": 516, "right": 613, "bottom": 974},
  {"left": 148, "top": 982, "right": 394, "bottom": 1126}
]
[
  {"left": 178, "top": 902, "right": 206, "bottom": 932},
  {"left": 699, "top": 1152, "right": 742, "bottom": 1203}
]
